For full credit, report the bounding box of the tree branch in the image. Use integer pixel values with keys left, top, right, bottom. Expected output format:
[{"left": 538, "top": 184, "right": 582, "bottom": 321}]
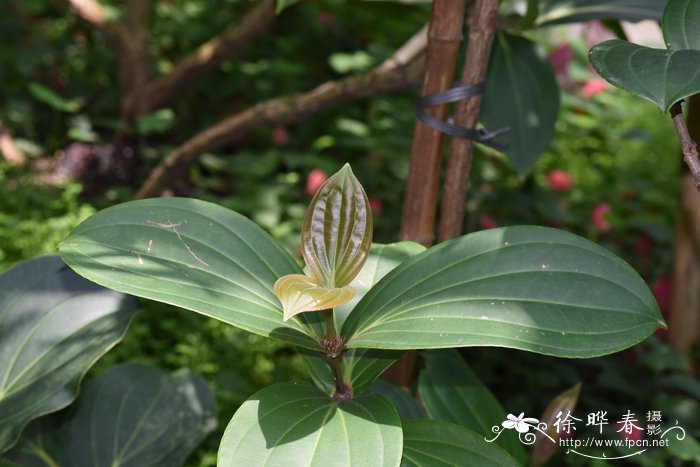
[
  {"left": 117, "top": 0, "right": 152, "bottom": 126},
  {"left": 135, "top": 29, "right": 426, "bottom": 199},
  {"left": 439, "top": 0, "right": 499, "bottom": 241},
  {"left": 671, "top": 101, "right": 700, "bottom": 192},
  {"left": 142, "top": 0, "right": 277, "bottom": 112}
]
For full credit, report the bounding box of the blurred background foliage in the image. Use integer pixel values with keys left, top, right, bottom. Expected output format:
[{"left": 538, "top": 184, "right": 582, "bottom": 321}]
[{"left": 0, "top": 0, "right": 695, "bottom": 465}]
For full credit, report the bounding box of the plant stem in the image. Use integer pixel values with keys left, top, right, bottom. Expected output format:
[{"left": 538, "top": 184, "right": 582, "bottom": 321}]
[
  {"left": 325, "top": 309, "right": 336, "bottom": 340},
  {"left": 439, "top": 0, "right": 500, "bottom": 241},
  {"left": 321, "top": 309, "right": 350, "bottom": 399},
  {"left": 671, "top": 101, "right": 700, "bottom": 192}
]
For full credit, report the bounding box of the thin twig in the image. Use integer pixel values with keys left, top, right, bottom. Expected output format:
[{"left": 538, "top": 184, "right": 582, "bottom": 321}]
[
  {"left": 438, "top": 0, "right": 500, "bottom": 241},
  {"left": 671, "top": 101, "right": 700, "bottom": 192},
  {"left": 142, "top": 0, "right": 277, "bottom": 112}
]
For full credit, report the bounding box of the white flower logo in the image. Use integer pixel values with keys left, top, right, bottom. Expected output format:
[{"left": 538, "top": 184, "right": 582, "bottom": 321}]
[{"left": 502, "top": 412, "right": 540, "bottom": 433}]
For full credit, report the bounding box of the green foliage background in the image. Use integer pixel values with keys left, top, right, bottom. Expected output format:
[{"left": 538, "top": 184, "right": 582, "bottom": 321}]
[{"left": 0, "top": 1, "right": 695, "bottom": 465}]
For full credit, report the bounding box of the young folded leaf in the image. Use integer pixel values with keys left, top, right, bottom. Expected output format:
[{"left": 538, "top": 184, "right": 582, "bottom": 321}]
[
  {"left": 302, "top": 163, "right": 373, "bottom": 288},
  {"left": 274, "top": 274, "right": 355, "bottom": 321}
]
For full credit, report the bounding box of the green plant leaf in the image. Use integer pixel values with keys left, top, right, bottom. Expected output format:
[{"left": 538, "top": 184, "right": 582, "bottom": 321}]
[
  {"left": 401, "top": 420, "right": 520, "bottom": 467},
  {"left": 301, "top": 163, "right": 372, "bottom": 289},
  {"left": 58, "top": 197, "right": 323, "bottom": 350},
  {"left": 27, "top": 82, "right": 83, "bottom": 113},
  {"left": 418, "top": 350, "right": 525, "bottom": 462},
  {"left": 342, "top": 226, "right": 665, "bottom": 357},
  {"left": 302, "top": 242, "right": 424, "bottom": 395},
  {"left": 274, "top": 274, "right": 354, "bottom": 321},
  {"left": 535, "top": 0, "right": 664, "bottom": 26},
  {"left": 662, "top": 0, "right": 700, "bottom": 50},
  {"left": 2, "top": 364, "right": 216, "bottom": 466},
  {"left": 589, "top": 40, "right": 700, "bottom": 112},
  {"left": 481, "top": 33, "right": 559, "bottom": 174},
  {"left": 136, "top": 108, "right": 175, "bottom": 135},
  {"left": 335, "top": 242, "right": 426, "bottom": 330},
  {"left": 218, "top": 382, "right": 402, "bottom": 466},
  {"left": 367, "top": 380, "right": 425, "bottom": 420},
  {"left": 0, "top": 256, "right": 137, "bottom": 454},
  {"left": 275, "top": 0, "right": 300, "bottom": 14}
]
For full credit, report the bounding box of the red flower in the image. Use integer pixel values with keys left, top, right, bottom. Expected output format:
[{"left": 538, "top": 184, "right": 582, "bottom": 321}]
[
  {"left": 305, "top": 169, "right": 328, "bottom": 196},
  {"left": 480, "top": 214, "right": 498, "bottom": 230},
  {"left": 582, "top": 79, "right": 607, "bottom": 99},
  {"left": 272, "top": 126, "right": 289, "bottom": 146},
  {"left": 550, "top": 44, "right": 573, "bottom": 77},
  {"left": 591, "top": 203, "right": 611, "bottom": 231},
  {"left": 547, "top": 170, "right": 573, "bottom": 192},
  {"left": 368, "top": 197, "right": 383, "bottom": 215},
  {"left": 316, "top": 11, "right": 335, "bottom": 25}
]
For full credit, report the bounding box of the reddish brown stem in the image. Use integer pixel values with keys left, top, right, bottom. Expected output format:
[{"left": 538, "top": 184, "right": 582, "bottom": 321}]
[
  {"left": 671, "top": 101, "right": 700, "bottom": 192},
  {"left": 439, "top": 0, "right": 499, "bottom": 241}
]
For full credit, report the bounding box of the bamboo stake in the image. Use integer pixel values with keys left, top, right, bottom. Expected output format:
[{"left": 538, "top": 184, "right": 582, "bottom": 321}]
[
  {"left": 439, "top": 0, "right": 500, "bottom": 241},
  {"left": 398, "top": 0, "right": 467, "bottom": 246},
  {"left": 385, "top": 0, "right": 466, "bottom": 389}
]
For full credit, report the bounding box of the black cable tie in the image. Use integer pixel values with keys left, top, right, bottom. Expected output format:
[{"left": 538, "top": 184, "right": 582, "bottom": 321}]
[{"left": 415, "top": 82, "right": 510, "bottom": 150}]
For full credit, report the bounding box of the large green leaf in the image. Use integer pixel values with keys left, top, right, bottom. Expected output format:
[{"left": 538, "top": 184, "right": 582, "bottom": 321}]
[
  {"left": 302, "top": 242, "right": 424, "bottom": 395},
  {"left": 342, "top": 226, "right": 665, "bottom": 357},
  {"left": 2, "top": 363, "right": 216, "bottom": 466},
  {"left": 481, "top": 33, "right": 559, "bottom": 174},
  {"left": 218, "top": 382, "right": 402, "bottom": 466},
  {"left": 301, "top": 164, "right": 372, "bottom": 289},
  {"left": 58, "top": 198, "right": 323, "bottom": 350},
  {"left": 367, "top": 380, "right": 425, "bottom": 420},
  {"left": 418, "top": 350, "right": 525, "bottom": 462},
  {"left": 589, "top": 40, "right": 700, "bottom": 113},
  {"left": 0, "top": 256, "right": 137, "bottom": 454},
  {"left": 401, "top": 420, "right": 520, "bottom": 467},
  {"left": 536, "top": 0, "right": 664, "bottom": 26},
  {"left": 663, "top": 0, "right": 700, "bottom": 50}
]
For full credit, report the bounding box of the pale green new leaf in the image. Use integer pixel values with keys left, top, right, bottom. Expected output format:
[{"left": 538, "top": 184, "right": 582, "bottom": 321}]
[
  {"left": 274, "top": 274, "right": 354, "bottom": 321},
  {"left": 342, "top": 226, "right": 665, "bottom": 357},
  {"left": 218, "top": 382, "right": 402, "bottom": 466},
  {"left": 58, "top": 198, "right": 323, "bottom": 350},
  {"left": 302, "top": 164, "right": 372, "bottom": 289},
  {"left": 0, "top": 256, "right": 137, "bottom": 454}
]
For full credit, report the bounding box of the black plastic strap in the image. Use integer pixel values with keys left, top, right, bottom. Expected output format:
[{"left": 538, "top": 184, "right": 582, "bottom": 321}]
[{"left": 416, "top": 82, "right": 509, "bottom": 150}]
